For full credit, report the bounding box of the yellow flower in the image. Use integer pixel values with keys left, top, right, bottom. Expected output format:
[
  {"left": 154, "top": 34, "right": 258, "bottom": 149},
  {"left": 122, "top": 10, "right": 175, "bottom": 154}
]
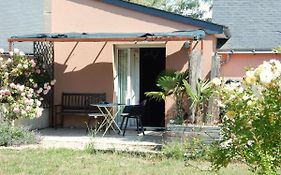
[
  {"left": 226, "top": 111, "right": 235, "bottom": 119},
  {"left": 244, "top": 76, "right": 256, "bottom": 85},
  {"left": 268, "top": 116, "right": 274, "bottom": 124}
]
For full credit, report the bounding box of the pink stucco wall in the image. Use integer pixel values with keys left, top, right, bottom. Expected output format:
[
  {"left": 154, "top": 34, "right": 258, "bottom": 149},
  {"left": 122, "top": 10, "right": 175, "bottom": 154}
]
[
  {"left": 220, "top": 53, "right": 281, "bottom": 78},
  {"left": 51, "top": 0, "right": 217, "bottom": 126}
]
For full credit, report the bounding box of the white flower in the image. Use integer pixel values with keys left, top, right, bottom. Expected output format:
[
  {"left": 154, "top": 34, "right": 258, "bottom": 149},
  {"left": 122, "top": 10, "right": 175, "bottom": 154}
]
[
  {"left": 27, "top": 93, "right": 33, "bottom": 98},
  {"left": 51, "top": 80, "right": 56, "bottom": 85},
  {"left": 37, "top": 88, "right": 43, "bottom": 94},
  {"left": 238, "top": 87, "right": 244, "bottom": 93},
  {"left": 247, "top": 140, "right": 254, "bottom": 147},
  {"left": 23, "top": 64, "right": 28, "bottom": 69},
  {"left": 36, "top": 100, "right": 41, "bottom": 106},
  {"left": 13, "top": 48, "right": 19, "bottom": 53},
  {"left": 6, "top": 58, "right": 12, "bottom": 64},
  {"left": 19, "top": 51, "right": 25, "bottom": 56},
  {"left": 242, "top": 95, "right": 250, "bottom": 101},
  {"left": 36, "top": 69, "right": 41, "bottom": 74},
  {"left": 220, "top": 139, "right": 232, "bottom": 149},
  {"left": 247, "top": 100, "right": 253, "bottom": 106},
  {"left": 9, "top": 83, "right": 16, "bottom": 88},
  {"left": 13, "top": 107, "right": 20, "bottom": 113},
  {"left": 36, "top": 107, "right": 43, "bottom": 117},
  {"left": 259, "top": 69, "right": 273, "bottom": 84},
  {"left": 0, "top": 48, "right": 4, "bottom": 54},
  {"left": 17, "top": 85, "right": 25, "bottom": 92},
  {"left": 246, "top": 70, "right": 255, "bottom": 77},
  {"left": 169, "top": 119, "right": 175, "bottom": 124},
  {"left": 0, "top": 57, "right": 3, "bottom": 61},
  {"left": 269, "top": 59, "right": 281, "bottom": 73},
  {"left": 211, "top": 78, "right": 221, "bottom": 86},
  {"left": 43, "top": 90, "right": 49, "bottom": 95},
  {"left": 1, "top": 64, "right": 7, "bottom": 69},
  {"left": 33, "top": 83, "right": 38, "bottom": 88},
  {"left": 21, "top": 110, "right": 27, "bottom": 116},
  {"left": 26, "top": 106, "right": 32, "bottom": 112},
  {"left": 17, "top": 64, "right": 23, "bottom": 69},
  {"left": 9, "top": 51, "right": 13, "bottom": 56},
  {"left": 252, "top": 85, "right": 263, "bottom": 99},
  {"left": 30, "top": 59, "right": 36, "bottom": 67}
]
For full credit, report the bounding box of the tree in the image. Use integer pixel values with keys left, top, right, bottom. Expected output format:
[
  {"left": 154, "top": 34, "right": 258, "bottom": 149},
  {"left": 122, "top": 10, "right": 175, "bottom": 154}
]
[{"left": 124, "top": 0, "right": 212, "bottom": 20}]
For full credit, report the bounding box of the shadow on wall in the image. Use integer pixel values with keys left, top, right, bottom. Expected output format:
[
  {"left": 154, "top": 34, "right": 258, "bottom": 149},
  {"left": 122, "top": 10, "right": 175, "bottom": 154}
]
[
  {"left": 55, "top": 62, "right": 114, "bottom": 103},
  {"left": 165, "top": 95, "right": 190, "bottom": 125},
  {"left": 54, "top": 62, "right": 114, "bottom": 128},
  {"left": 165, "top": 45, "right": 190, "bottom": 124},
  {"left": 166, "top": 44, "right": 189, "bottom": 71}
]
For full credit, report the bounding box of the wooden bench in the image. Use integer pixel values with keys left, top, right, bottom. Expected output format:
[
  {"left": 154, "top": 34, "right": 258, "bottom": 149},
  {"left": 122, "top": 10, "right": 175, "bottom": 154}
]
[{"left": 55, "top": 92, "right": 106, "bottom": 128}]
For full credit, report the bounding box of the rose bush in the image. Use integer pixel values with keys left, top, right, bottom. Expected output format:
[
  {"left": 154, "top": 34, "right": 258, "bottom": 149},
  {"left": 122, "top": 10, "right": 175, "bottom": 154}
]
[
  {"left": 0, "top": 48, "right": 55, "bottom": 121},
  {"left": 210, "top": 60, "right": 281, "bottom": 175}
]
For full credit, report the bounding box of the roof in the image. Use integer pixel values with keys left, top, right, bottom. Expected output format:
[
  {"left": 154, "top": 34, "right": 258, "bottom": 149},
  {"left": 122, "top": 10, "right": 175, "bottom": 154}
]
[
  {"left": 9, "top": 30, "right": 206, "bottom": 42},
  {"left": 102, "top": 0, "right": 230, "bottom": 39},
  {"left": 212, "top": 0, "right": 281, "bottom": 51}
]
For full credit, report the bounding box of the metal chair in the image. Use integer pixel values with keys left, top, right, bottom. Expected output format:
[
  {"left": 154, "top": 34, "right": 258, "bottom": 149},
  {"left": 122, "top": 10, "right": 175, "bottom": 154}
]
[{"left": 119, "top": 101, "right": 146, "bottom": 136}]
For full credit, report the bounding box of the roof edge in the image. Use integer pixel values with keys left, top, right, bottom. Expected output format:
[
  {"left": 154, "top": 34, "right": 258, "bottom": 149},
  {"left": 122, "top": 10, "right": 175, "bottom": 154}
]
[{"left": 102, "top": 0, "right": 229, "bottom": 38}]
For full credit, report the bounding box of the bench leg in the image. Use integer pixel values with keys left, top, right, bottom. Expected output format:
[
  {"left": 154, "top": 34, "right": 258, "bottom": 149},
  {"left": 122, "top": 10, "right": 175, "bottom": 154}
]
[{"left": 87, "top": 117, "right": 92, "bottom": 133}]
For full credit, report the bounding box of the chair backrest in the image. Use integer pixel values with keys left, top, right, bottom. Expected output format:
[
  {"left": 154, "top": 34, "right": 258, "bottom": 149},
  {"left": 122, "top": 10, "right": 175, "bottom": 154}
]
[{"left": 122, "top": 100, "right": 147, "bottom": 116}]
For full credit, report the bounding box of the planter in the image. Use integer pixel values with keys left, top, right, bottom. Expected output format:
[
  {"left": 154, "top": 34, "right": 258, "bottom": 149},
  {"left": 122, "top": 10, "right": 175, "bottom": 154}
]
[
  {"left": 164, "top": 124, "right": 221, "bottom": 144},
  {"left": 14, "top": 108, "right": 49, "bottom": 130}
]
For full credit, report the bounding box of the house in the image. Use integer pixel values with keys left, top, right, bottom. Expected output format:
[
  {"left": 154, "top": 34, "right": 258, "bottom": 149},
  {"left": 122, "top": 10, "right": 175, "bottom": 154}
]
[
  {"left": 212, "top": 0, "right": 281, "bottom": 79},
  {"left": 6, "top": 0, "right": 229, "bottom": 128}
]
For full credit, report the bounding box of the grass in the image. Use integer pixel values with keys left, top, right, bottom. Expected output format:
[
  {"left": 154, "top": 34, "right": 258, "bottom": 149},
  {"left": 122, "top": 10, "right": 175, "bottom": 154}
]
[{"left": 0, "top": 148, "right": 254, "bottom": 175}]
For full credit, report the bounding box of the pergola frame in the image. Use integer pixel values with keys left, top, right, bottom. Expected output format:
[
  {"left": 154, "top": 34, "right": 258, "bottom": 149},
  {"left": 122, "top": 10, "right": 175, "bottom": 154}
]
[{"left": 8, "top": 32, "right": 206, "bottom": 127}]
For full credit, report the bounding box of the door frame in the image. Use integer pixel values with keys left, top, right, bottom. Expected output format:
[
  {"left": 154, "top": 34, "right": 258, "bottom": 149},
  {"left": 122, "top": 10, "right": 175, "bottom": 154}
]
[{"left": 113, "top": 44, "right": 166, "bottom": 126}]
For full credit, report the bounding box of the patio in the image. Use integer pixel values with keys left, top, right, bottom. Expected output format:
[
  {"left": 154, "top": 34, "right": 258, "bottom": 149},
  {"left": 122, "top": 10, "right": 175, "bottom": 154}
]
[{"left": 36, "top": 128, "right": 164, "bottom": 153}]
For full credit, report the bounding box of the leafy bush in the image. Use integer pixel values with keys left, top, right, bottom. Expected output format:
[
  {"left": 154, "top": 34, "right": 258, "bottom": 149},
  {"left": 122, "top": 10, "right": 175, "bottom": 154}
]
[
  {"left": 0, "top": 122, "right": 36, "bottom": 146},
  {"left": 210, "top": 60, "right": 281, "bottom": 175},
  {"left": 0, "top": 48, "right": 55, "bottom": 121}
]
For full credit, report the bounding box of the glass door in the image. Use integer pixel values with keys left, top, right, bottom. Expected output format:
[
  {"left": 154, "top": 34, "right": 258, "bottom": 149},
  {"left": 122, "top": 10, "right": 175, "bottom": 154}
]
[{"left": 116, "top": 48, "right": 140, "bottom": 126}]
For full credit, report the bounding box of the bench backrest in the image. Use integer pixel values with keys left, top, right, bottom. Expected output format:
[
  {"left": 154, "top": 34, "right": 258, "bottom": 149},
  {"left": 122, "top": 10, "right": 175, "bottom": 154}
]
[{"left": 61, "top": 93, "right": 106, "bottom": 112}]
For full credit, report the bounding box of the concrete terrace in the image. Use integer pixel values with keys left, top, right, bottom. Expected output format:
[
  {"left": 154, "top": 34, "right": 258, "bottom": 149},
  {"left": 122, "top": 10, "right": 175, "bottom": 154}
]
[{"left": 36, "top": 128, "right": 164, "bottom": 153}]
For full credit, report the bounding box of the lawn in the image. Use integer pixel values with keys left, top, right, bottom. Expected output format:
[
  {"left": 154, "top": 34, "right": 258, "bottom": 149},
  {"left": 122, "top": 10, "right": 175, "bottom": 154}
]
[{"left": 0, "top": 148, "right": 253, "bottom": 175}]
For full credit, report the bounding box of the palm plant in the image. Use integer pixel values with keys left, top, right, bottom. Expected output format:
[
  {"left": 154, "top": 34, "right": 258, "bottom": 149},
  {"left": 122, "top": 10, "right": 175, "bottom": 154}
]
[
  {"left": 145, "top": 70, "right": 188, "bottom": 124},
  {"left": 183, "top": 79, "right": 213, "bottom": 124}
]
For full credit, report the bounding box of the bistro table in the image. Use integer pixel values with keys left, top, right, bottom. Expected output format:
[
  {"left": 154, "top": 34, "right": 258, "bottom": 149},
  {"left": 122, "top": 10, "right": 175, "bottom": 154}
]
[{"left": 91, "top": 103, "right": 125, "bottom": 136}]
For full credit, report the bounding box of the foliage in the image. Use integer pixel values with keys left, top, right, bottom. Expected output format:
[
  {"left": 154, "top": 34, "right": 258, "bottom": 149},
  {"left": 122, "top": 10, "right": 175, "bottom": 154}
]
[
  {"left": 272, "top": 46, "right": 281, "bottom": 53},
  {"left": 0, "top": 122, "right": 36, "bottom": 146},
  {"left": 183, "top": 79, "right": 213, "bottom": 124},
  {"left": 85, "top": 142, "right": 97, "bottom": 154},
  {"left": 162, "top": 137, "right": 209, "bottom": 161},
  {"left": 0, "top": 48, "right": 55, "bottom": 121},
  {"left": 210, "top": 60, "right": 281, "bottom": 174},
  {"left": 145, "top": 70, "right": 188, "bottom": 124},
  {"left": 124, "top": 0, "right": 212, "bottom": 20}
]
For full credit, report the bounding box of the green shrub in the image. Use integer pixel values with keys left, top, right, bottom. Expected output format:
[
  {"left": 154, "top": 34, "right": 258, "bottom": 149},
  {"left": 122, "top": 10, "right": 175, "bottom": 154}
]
[
  {"left": 211, "top": 60, "right": 281, "bottom": 175},
  {"left": 0, "top": 122, "right": 36, "bottom": 146}
]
